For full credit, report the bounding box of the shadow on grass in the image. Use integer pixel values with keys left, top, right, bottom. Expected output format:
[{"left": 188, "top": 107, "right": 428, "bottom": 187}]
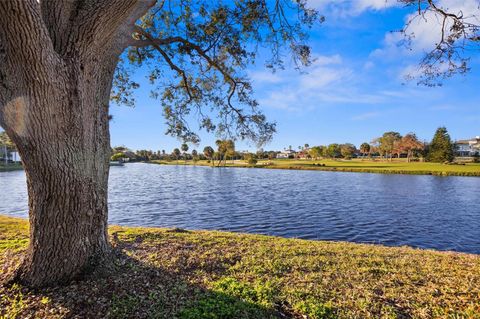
[{"left": 0, "top": 237, "right": 286, "bottom": 319}]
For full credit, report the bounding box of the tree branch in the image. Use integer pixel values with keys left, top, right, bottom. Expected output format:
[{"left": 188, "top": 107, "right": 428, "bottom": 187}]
[
  {"left": 40, "top": 0, "right": 79, "bottom": 53},
  {"left": 134, "top": 27, "right": 194, "bottom": 102},
  {"left": 133, "top": 27, "right": 249, "bottom": 115},
  {"left": 0, "top": 0, "right": 56, "bottom": 66}
]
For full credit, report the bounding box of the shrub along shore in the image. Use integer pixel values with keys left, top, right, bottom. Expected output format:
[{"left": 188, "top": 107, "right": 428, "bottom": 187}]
[
  {"left": 150, "top": 159, "right": 480, "bottom": 177},
  {"left": 1, "top": 215, "right": 479, "bottom": 318}
]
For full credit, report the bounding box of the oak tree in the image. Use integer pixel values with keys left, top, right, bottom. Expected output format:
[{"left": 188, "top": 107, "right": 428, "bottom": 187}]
[{"left": 0, "top": 0, "right": 322, "bottom": 287}]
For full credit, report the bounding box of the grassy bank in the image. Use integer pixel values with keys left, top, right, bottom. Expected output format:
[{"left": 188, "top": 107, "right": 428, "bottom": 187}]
[
  {"left": 151, "top": 159, "right": 480, "bottom": 177},
  {"left": 0, "top": 163, "right": 22, "bottom": 172},
  {"left": 1, "top": 215, "right": 479, "bottom": 318}
]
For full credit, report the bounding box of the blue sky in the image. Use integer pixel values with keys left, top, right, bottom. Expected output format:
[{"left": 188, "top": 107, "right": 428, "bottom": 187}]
[{"left": 109, "top": 0, "right": 480, "bottom": 152}]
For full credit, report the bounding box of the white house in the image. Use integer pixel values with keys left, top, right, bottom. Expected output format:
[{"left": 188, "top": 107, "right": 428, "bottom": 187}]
[
  {"left": 276, "top": 149, "right": 296, "bottom": 159},
  {"left": 455, "top": 136, "right": 480, "bottom": 156}
]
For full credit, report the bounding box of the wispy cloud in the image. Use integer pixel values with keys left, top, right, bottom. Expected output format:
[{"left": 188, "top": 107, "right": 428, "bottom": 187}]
[
  {"left": 248, "top": 70, "right": 284, "bottom": 84},
  {"left": 369, "top": 0, "right": 480, "bottom": 79},
  {"left": 306, "top": 0, "right": 398, "bottom": 16},
  {"left": 351, "top": 111, "right": 381, "bottom": 121},
  {"left": 253, "top": 53, "right": 415, "bottom": 112}
]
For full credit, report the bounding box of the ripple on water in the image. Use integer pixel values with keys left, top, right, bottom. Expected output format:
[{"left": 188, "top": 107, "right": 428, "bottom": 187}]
[{"left": 1, "top": 163, "right": 480, "bottom": 253}]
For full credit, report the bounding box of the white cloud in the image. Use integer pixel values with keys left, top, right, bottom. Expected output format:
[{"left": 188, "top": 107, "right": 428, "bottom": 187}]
[
  {"left": 363, "top": 61, "right": 375, "bottom": 70},
  {"left": 253, "top": 53, "right": 404, "bottom": 112},
  {"left": 370, "top": 0, "right": 480, "bottom": 78},
  {"left": 351, "top": 111, "right": 380, "bottom": 121},
  {"left": 315, "top": 54, "right": 343, "bottom": 65},
  {"left": 254, "top": 54, "right": 354, "bottom": 111},
  {"left": 306, "top": 0, "right": 398, "bottom": 16},
  {"left": 249, "top": 70, "right": 284, "bottom": 84}
]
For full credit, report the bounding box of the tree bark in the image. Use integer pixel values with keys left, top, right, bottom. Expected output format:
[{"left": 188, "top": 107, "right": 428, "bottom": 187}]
[{"left": 0, "top": 0, "right": 154, "bottom": 287}]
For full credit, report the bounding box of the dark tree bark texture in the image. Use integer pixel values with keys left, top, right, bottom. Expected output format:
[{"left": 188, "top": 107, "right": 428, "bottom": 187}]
[{"left": 0, "top": 0, "right": 154, "bottom": 287}]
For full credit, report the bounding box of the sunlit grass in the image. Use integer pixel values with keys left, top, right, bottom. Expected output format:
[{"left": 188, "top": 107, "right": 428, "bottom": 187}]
[
  {"left": 151, "top": 158, "right": 480, "bottom": 176},
  {"left": 1, "top": 215, "right": 480, "bottom": 318}
]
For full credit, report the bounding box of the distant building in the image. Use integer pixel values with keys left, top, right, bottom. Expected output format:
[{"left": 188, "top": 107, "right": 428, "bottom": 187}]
[
  {"left": 276, "top": 149, "right": 296, "bottom": 159},
  {"left": 0, "top": 147, "right": 20, "bottom": 163},
  {"left": 455, "top": 136, "right": 480, "bottom": 157},
  {"left": 295, "top": 148, "right": 310, "bottom": 159}
]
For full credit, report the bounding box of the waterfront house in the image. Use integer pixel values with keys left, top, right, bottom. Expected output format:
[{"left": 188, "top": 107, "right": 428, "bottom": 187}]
[
  {"left": 455, "top": 136, "right": 480, "bottom": 156},
  {"left": 276, "top": 149, "right": 296, "bottom": 159}
]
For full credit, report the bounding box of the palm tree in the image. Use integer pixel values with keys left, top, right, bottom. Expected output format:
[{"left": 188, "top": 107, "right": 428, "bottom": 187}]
[
  {"left": 215, "top": 139, "right": 231, "bottom": 166},
  {"left": 172, "top": 148, "right": 181, "bottom": 164},
  {"left": 224, "top": 140, "right": 235, "bottom": 165},
  {"left": 191, "top": 149, "right": 198, "bottom": 163},
  {"left": 203, "top": 146, "right": 214, "bottom": 166},
  {"left": 360, "top": 143, "right": 370, "bottom": 159},
  {"left": 181, "top": 143, "right": 189, "bottom": 164}
]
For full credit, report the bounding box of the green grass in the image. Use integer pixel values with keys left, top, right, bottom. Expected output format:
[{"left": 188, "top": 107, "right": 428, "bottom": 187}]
[
  {"left": 0, "top": 163, "right": 23, "bottom": 172},
  {"left": 1, "top": 215, "right": 480, "bottom": 318},
  {"left": 151, "top": 158, "right": 480, "bottom": 176}
]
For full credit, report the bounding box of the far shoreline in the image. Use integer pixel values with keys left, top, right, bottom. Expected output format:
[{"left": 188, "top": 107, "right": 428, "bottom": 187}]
[{"left": 148, "top": 159, "right": 480, "bottom": 177}]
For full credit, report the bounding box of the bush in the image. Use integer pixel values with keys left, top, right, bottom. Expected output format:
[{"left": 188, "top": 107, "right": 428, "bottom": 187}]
[
  {"left": 244, "top": 153, "right": 257, "bottom": 165},
  {"left": 473, "top": 153, "right": 480, "bottom": 163},
  {"left": 111, "top": 152, "right": 126, "bottom": 161}
]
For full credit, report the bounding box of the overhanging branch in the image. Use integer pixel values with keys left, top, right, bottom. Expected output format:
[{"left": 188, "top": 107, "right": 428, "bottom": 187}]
[{"left": 131, "top": 26, "right": 249, "bottom": 120}]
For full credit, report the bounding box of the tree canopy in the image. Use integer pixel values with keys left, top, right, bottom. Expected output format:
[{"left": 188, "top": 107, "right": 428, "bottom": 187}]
[
  {"left": 427, "top": 127, "right": 454, "bottom": 162},
  {"left": 400, "top": 0, "right": 480, "bottom": 86},
  {"left": 111, "top": 0, "right": 322, "bottom": 146}
]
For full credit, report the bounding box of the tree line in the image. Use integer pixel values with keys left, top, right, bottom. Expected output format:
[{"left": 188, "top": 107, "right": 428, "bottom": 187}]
[
  {"left": 306, "top": 127, "right": 456, "bottom": 163},
  {"left": 111, "top": 127, "right": 462, "bottom": 165}
]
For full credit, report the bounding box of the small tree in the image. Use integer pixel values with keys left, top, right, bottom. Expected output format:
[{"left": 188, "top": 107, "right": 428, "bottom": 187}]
[
  {"left": 0, "top": 131, "right": 16, "bottom": 165},
  {"left": 244, "top": 153, "right": 257, "bottom": 166},
  {"left": 398, "top": 133, "right": 424, "bottom": 162},
  {"left": 378, "top": 132, "right": 402, "bottom": 161},
  {"left": 427, "top": 127, "right": 454, "bottom": 163},
  {"left": 340, "top": 143, "right": 356, "bottom": 159},
  {"left": 309, "top": 146, "right": 322, "bottom": 160},
  {"left": 326, "top": 144, "right": 341, "bottom": 159}
]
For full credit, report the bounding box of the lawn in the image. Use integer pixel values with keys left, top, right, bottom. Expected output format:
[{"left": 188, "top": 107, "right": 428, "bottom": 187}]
[
  {"left": 0, "top": 163, "right": 23, "bottom": 172},
  {"left": 1, "top": 215, "right": 479, "bottom": 318},
  {"left": 151, "top": 159, "right": 480, "bottom": 177}
]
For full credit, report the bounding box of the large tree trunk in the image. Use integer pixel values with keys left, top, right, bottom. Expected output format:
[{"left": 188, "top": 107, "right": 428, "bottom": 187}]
[
  {"left": 14, "top": 57, "right": 113, "bottom": 286},
  {"left": 0, "top": 0, "right": 153, "bottom": 287}
]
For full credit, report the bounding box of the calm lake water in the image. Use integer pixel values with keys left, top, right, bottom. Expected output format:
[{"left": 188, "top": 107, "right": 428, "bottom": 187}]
[{"left": 1, "top": 163, "right": 479, "bottom": 254}]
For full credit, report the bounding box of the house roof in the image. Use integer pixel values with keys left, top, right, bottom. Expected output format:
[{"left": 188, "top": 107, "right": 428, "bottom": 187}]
[{"left": 456, "top": 138, "right": 480, "bottom": 144}]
